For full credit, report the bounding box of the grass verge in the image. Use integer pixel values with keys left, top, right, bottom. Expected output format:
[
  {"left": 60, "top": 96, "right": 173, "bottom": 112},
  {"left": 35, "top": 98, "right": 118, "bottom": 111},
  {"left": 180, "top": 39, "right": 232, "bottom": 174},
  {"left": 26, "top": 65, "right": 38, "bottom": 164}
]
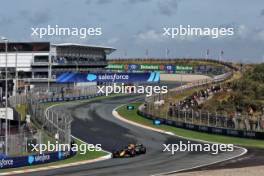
[{"left": 117, "top": 102, "right": 264, "bottom": 148}]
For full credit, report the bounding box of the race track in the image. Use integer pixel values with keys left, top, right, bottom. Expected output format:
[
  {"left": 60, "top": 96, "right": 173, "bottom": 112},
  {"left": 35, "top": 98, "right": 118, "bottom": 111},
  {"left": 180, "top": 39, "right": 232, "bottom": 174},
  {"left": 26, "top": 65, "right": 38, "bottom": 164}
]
[{"left": 21, "top": 93, "right": 245, "bottom": 176}]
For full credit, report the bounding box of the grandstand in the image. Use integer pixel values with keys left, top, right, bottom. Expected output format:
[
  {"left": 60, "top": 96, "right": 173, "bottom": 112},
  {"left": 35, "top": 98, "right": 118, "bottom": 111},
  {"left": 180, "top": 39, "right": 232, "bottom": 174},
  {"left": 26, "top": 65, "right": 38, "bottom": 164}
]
[{"left": 0, "top": 42, "right": 116, "bottom": 95}]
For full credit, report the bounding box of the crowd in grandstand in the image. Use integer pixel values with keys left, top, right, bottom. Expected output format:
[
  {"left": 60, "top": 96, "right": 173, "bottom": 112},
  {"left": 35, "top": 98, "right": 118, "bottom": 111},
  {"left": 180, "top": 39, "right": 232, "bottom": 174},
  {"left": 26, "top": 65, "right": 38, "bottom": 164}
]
[
  {"left": 52, "top": 57, "right": 106, "bottom": 65},
  {"left": 168, "top": 85, "right": 222, "bottom": 112},
  {"left": 165, "top": 84, "right": 264, "bottom": 131}
]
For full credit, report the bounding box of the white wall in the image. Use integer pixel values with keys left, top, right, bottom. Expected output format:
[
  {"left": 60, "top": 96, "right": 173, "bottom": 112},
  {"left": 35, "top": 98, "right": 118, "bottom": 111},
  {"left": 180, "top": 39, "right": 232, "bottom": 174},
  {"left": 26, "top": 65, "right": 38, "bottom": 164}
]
[{"left": 0, "top": 52, "right": 49, "bottom": 72}]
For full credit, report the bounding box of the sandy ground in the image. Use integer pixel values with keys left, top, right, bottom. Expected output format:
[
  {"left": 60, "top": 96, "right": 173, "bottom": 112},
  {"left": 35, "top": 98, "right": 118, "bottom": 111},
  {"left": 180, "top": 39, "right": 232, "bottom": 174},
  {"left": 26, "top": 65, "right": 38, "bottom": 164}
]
[
  {"left": 172, "top": 166, "right": 264, "bottom": 176},
  {"left": 160, "top": 74, "right": 212, "bottom": 82}
]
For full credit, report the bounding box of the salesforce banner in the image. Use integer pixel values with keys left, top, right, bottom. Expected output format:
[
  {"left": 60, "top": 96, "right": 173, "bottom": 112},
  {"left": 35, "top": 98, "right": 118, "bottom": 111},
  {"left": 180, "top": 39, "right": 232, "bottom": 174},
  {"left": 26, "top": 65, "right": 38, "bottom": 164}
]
[
  {"left": 0, "top": 151, "right": 75, "bottom": 169},
  {"left": 56, "top": 72, "right": 160, "bottom": 83}
]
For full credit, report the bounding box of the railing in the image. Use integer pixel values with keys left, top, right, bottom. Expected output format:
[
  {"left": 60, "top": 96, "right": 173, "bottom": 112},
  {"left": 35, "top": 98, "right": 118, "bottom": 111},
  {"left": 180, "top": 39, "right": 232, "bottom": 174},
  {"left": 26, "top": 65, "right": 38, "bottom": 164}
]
[{"left": 141, "top": 104, "right": 264, "bottom": 132}]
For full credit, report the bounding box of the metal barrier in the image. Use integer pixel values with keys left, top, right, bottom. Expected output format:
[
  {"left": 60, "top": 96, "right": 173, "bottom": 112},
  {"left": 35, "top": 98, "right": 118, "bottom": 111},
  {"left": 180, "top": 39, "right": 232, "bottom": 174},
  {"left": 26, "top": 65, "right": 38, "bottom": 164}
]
[
  {"left": 0, "top": 130, "right": 42, "bottom": 157},
  {"left": 3, "top": 85, "right": 101, "bottom": 157},
  {"left": 138, "top": 109, "right": 264, "bottom": 139}
]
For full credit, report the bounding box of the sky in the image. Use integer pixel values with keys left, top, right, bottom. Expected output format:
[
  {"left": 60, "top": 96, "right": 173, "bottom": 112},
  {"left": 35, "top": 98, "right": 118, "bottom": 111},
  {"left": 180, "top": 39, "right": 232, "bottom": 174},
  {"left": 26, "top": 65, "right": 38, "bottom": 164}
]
[{"left": 0, "top": 0, "right": 264, "bottom": 62}]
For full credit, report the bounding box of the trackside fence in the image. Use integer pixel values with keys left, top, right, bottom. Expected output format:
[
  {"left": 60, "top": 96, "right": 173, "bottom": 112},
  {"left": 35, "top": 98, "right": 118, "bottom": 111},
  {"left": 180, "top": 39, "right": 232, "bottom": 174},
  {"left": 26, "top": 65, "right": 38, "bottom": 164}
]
[{"left": 2, "top": 85, "right": 102, "bottom": 156}]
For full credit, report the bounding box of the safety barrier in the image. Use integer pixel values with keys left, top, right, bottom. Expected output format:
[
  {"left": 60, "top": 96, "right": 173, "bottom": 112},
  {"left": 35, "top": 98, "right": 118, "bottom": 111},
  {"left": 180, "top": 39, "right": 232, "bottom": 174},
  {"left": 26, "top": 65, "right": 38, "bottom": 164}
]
[
  {"left": 0, "top": 150, "right": 76, "bottom": 169},
  {"left": 138, "top": 109, "right": 264, "bottom": 139}
]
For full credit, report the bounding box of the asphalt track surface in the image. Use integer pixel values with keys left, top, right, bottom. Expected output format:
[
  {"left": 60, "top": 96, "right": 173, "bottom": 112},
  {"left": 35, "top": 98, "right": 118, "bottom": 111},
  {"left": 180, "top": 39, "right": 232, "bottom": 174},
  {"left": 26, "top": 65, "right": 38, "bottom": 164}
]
[{"left": 21, "top": 93, "right": 245, "bottom": 176}]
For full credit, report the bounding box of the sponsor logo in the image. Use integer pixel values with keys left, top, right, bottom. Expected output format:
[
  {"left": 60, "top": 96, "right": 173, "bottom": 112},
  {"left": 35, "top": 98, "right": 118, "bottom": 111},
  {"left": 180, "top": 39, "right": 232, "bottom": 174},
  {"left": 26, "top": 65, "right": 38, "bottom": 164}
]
[
  {"left": 57, "top": 72, "right": 160, "bottom": 83},
  {"left": 0, "top": 158, "right": 14, "bottom": 168},
  {"left": 28, "top": 155, "right": 34, "bottom": 164},
  {"left": 28, "top": 154, "right": 50, "bottom": 164},
  {"left": 87, "top": 74, "right": 97, "bottom": 81},
  {"left": 58, "top": 151, "right": 71, "bottom": 159},
  {"left": 153, "top": 119, "right": 161, "bottom": 125}
]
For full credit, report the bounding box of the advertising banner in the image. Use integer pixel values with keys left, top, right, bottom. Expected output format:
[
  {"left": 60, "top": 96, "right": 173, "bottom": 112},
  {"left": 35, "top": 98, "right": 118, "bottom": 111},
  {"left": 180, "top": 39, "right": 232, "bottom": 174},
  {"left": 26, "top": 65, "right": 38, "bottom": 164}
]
[
  {"left": 56, "top": 72, "right": 160, "bottom": 83},
  {"left": 138, "top": 111, "right": 264, "bottom": 140},
  {"left": 175, "top": 65, "right": 193, "bottom": 71},
  {"left": 0, "top": 108, "right": 13, "bottom": 120},
  {"left": 164, "top": 65, "right": 175, "bottom": 71},
  {"left": 139, "top": 64, "right": 160, "bottom": 70},
  {"left": 0, "top": 151, "right": 75, "bottom": 169},
  {"left": 128, "top": 64, "right": 140, "bottom": 70},
  {"left": 106, "top": 64, "right": 192, "bottom": 72},
  {"left": 106, "top": 64, "right": 124, "bottom": 69}
]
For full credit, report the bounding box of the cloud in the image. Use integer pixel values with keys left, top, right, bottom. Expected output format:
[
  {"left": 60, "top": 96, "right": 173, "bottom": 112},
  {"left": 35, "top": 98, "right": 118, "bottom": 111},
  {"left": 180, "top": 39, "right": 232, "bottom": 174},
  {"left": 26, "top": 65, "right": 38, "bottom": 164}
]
[
  {"left": 97, "top": 0, "right": 112, "bottom": 4},
  {"left": 0, "top": 16, "right": 13, "bottom": 25},
  {"left": 232, "top": 24, "right": 264, "bottom": 41},
  {"left": 85, "top": 0, "right": 92, "bottom": 5},
  {"left": 134, "top": 30, "right": 164, "bottom": 42},
  {"left": 234, "top": 24, "right": 249, "bottom": 39},
  {"left": 157, "top": 0, "right": 178, "bottom": 16},
  {"left": 254, "top": 29, "right": 264, "bottom": 41},
  {"left": 127, "top": 0, "right": 150, "bottom": 4},
  {"left": 107, "top": 37, "right": 119, "bottom": 45},
  {"left": 85, "top": 0, "right": 112, "bottom": 5},
  {"left": 260, "top": 9, "right": 264, "bottom": 16},
  {"left": 20, "top": 10, "right": 51, "bottom": 25}
]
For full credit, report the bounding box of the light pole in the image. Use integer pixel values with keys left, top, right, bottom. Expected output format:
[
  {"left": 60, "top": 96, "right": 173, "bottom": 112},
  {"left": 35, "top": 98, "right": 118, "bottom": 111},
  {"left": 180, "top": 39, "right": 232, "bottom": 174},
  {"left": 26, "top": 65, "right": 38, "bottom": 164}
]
[
  {"left": 47, "top": 45, "right": 51, "bottom": 93},
  {"left": 14, "top": 47, "right": 18, "bottom": 104},
  {"left": 1, "top": 36, "right": 8, "bottom": 156}
]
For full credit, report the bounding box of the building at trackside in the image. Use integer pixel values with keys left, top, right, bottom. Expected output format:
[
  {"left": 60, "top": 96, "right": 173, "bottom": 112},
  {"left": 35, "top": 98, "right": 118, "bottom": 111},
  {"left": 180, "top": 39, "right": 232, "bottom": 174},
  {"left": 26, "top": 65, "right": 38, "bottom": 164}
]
[{"left": 0, "top": 42, "right": 115, "bottom": 94}]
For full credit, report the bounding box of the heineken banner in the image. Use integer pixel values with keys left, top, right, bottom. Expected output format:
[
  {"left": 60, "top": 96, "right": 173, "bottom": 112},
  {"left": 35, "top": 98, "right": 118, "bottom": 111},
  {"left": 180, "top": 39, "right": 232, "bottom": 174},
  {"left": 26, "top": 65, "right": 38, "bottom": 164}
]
[
  {"left": 106, "top": 64, "right": 124, "bottom": 69},
  {"left": 56, "top": 72, "right": 160, "bottom": 83},
  {"left": 139, "top": 64, "right": 160, "bottom": 70},
  {"left": 175, "top": 65, "right": 193, "bottom": 71}
]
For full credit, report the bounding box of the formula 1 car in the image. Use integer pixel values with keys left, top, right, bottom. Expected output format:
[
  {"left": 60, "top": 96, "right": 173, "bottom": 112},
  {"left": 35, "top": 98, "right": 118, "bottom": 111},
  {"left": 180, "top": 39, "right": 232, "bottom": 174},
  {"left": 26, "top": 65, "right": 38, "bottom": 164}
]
[{"left": 112, "top": 144, "right": 146, "bottom": 158}]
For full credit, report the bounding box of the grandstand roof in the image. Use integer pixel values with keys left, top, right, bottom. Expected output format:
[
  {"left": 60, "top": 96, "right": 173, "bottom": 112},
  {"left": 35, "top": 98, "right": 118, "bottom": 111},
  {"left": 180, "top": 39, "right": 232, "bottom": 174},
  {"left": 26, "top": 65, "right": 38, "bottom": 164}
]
[{"left": 52, "top": 43, "right": 116, "bottom": 54}]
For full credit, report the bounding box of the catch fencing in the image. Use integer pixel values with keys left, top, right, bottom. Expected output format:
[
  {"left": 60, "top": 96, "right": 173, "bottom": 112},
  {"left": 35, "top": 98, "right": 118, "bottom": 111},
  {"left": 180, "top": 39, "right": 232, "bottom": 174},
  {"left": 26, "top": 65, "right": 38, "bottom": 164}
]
[
  {"left": 142, "top": 104, "right": 264, "bottom": 132},
  {"left": 2, "top": 85, "right": 100, "bottom": 156}
]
